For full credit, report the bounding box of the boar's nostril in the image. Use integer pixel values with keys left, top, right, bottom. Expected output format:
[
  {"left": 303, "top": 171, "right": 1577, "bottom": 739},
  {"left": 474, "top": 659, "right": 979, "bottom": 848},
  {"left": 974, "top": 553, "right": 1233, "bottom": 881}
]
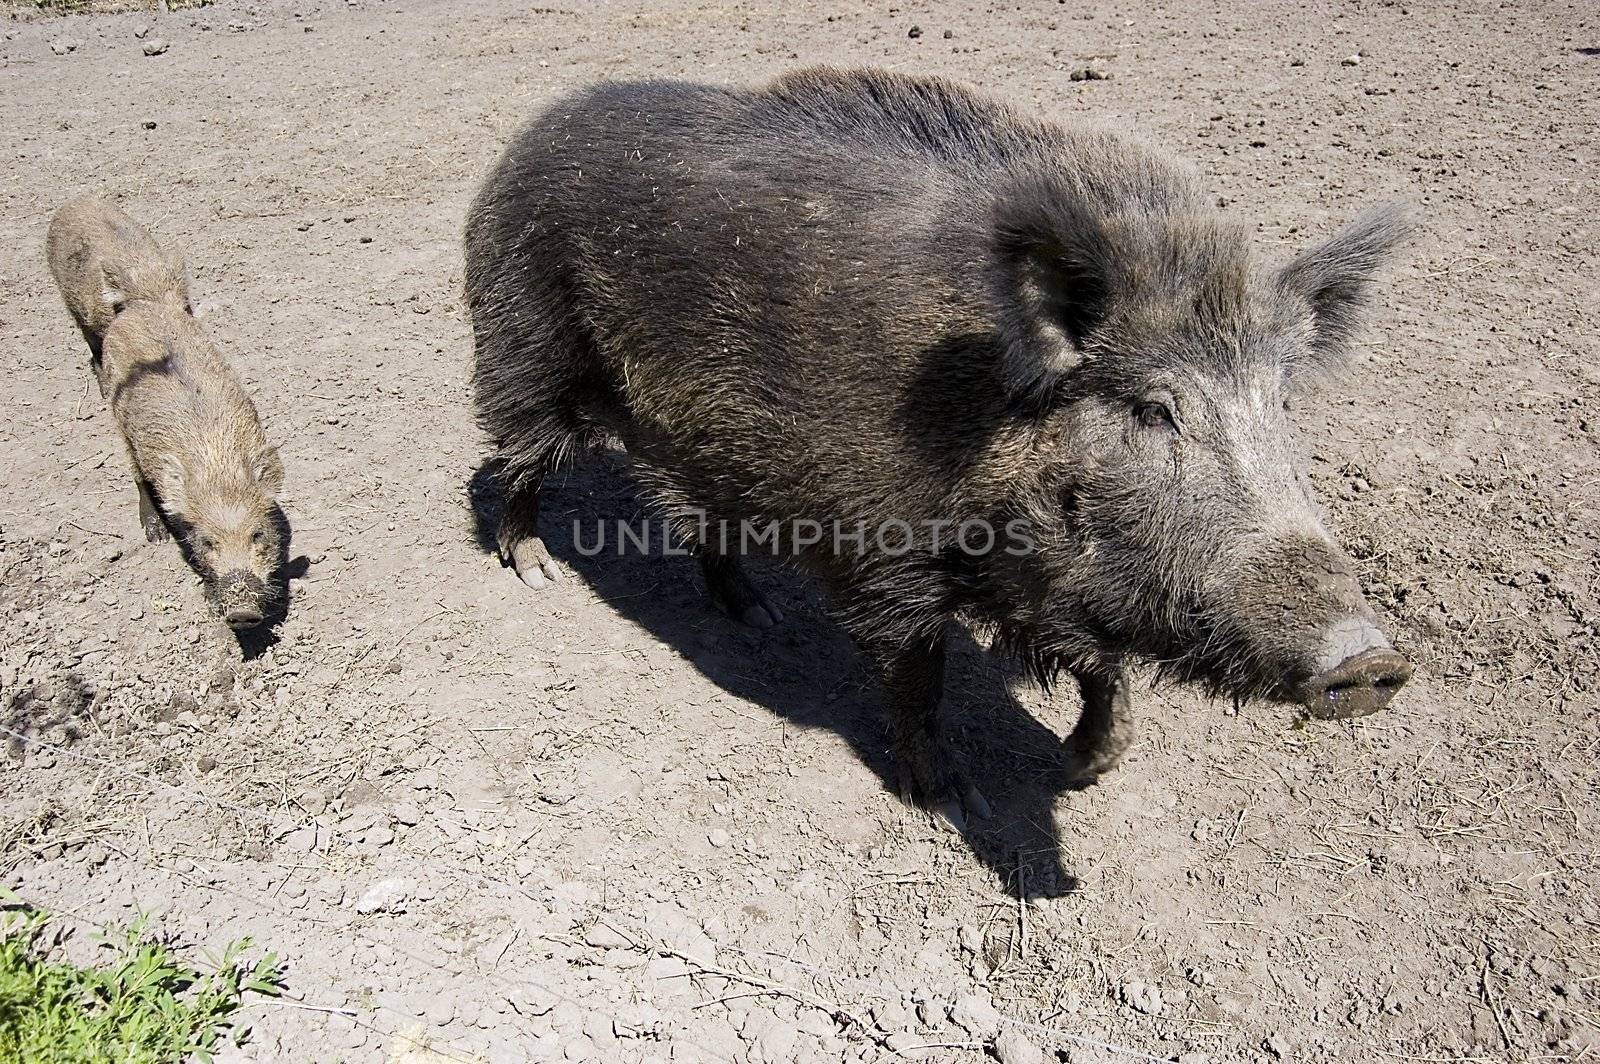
[{"left": 1302, "top": 647, "right": 1412, "bottom": 720}]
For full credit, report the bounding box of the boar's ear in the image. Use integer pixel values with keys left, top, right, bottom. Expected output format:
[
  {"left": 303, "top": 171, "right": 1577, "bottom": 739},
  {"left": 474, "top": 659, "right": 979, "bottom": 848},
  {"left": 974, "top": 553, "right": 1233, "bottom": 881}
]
[
  {"left": 252, "top": 445, "right": 284, "bottom": 493},
  {"left": 990, "top": 184, "right": 1119, "bottom": 399},
  {"left": 1276, "top": 204, "right": 1414, "bottom": 371}
]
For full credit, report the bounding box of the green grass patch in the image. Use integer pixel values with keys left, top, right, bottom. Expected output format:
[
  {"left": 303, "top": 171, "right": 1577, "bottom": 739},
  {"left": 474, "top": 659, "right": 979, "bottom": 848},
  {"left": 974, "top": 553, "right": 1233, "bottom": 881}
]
[{"left": 0, "top": 903, "right": 284, "bottom": 1064}]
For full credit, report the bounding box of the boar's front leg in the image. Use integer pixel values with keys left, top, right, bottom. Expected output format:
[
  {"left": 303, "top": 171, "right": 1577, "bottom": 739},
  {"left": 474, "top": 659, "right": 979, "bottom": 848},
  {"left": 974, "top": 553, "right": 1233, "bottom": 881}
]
[
  {"left": 700, "top": 550, "right": 783, "bottom": 628},
  {"left": 136, "top": 477, "right": 168, "bottom": 542},
  {"left": 1064, "top": 668, "right": 1135, "bottom": 783},
  {"left": 867, "top": 629, "right": 993, "bottom": 833},
  {"left": 497, "top": 481, "right": 562, "bottom": 589}
]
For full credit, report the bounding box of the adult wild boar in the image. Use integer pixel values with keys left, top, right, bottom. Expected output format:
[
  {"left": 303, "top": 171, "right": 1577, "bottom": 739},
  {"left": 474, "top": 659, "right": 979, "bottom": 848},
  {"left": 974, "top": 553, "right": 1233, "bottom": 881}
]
[{"left": 465, "top": 68, "right": 1414, "bottom": 829}]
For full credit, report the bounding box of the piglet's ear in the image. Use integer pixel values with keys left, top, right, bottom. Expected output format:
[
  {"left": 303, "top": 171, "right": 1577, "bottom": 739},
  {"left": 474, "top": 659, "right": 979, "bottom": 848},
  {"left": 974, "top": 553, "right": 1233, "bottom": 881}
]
[
  {"left": 253, "top": 445, "right": 284, "bottom": 493},
  {"left": 166, "top": 253, "right": 194, "bottom": 314},
  {"left": 1276, "top": 204, "right": 1414, "bottom": 368},
  {"left": 991, "top": 180, "right": 1119, "bottom": 399},
  {"left": 99, "top": 265, "right": 127, "bottom": 317}
]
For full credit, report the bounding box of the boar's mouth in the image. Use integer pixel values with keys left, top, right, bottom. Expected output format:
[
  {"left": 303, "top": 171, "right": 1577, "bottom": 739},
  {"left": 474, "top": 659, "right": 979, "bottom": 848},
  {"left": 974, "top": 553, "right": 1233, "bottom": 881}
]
[{"left": 1296, "top": 647, "right": 1413, "bottom": 720}]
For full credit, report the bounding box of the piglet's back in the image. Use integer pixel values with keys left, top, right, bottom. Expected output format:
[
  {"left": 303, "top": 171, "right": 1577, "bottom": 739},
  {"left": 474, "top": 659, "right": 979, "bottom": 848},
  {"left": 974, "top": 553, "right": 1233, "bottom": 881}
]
[{"left": 100, "top": 301, "right": 268, "bottom": 474}]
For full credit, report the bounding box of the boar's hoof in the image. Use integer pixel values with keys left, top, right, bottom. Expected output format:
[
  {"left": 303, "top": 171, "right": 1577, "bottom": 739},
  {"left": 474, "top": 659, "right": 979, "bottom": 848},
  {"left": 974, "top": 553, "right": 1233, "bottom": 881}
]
[
  {"left": 932, "top": 786, "right": 993, "bottom": 834},
  {"left": 522, "top": 560, "right": 562, "bottom": 589},
  {"left": 1063, "top": 727, "right": 1133, "bottom": 784},
  {"left": 932, "top": 800, "right": 966, "bottom": 834},
  {"left": 702, "top": 555, "right": 784, "bottom": 629},
  {"left": 915, "top": 783, "right": 992, "bottom": 835},
  {"left": 506, "top": 539, "right": 561, "bottom": 589},
  {"left": 739, "top": 602, "right": 784, "bottom": 628},
  {"left": 894, "top": 733, "right": 990, "bottom": 833}
]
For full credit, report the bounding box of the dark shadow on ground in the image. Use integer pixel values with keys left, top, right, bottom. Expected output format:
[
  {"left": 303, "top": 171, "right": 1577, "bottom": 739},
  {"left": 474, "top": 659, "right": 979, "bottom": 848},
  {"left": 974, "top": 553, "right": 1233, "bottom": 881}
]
[
  {"left": 1, "top": 672, "right": 95, "bottom": 763},
  {"left": 467, "top": 452, "right": 1095, "bottom": 899}
]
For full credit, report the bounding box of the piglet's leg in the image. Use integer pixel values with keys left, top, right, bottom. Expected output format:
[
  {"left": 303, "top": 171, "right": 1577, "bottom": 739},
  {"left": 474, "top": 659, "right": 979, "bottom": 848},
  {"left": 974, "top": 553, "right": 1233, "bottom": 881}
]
[{"left": 136, "top": 477, "right": 168, "bottom": 542}]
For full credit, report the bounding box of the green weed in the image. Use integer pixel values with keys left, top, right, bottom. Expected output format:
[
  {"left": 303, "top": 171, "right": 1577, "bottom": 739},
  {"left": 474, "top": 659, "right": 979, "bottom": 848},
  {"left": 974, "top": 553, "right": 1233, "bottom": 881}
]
[{"left": 0, "top": 903, "right": 284, "bottom": 1064}]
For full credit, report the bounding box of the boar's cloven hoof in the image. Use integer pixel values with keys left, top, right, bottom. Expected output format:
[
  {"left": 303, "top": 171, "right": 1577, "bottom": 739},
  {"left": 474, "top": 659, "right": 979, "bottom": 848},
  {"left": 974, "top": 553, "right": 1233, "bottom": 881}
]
[
  {"left": 930, "top": 784, "right": 993, "bottom": 835},
  {"left": 740, "top": 603, "right": 783, "bottom": 628},
  {"left": 507, "top": 539, "right": 561, "bottom": 590}
]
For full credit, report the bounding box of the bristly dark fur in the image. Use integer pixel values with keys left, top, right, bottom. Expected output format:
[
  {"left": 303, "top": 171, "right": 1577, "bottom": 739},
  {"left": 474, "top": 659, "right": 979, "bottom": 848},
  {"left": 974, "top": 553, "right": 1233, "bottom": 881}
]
[{"left": 463, "top": 67, "right": 1412, "bottom": 810}]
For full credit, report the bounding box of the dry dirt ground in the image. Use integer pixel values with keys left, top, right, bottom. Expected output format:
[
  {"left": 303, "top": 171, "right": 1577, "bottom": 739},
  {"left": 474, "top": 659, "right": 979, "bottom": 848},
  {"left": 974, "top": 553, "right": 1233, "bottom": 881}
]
[{"left": 1, "top": 1, "right": 1597, "bottom": 1062}]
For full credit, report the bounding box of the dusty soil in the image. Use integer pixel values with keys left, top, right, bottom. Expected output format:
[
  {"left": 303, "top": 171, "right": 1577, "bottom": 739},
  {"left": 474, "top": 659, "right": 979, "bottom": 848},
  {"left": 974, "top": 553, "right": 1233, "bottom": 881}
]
[{"left": 1, "top": 1, "right": 1596, "bottom": 1062}]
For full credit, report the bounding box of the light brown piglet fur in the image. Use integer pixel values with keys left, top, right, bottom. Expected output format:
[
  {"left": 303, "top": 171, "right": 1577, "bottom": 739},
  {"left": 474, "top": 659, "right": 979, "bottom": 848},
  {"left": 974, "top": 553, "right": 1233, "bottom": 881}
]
[
  {"left": 100, "top": 302, "right": 285, "bottom": 629},
  {"left": 46, "top": 194, "right": 190, "bottom": 393}
]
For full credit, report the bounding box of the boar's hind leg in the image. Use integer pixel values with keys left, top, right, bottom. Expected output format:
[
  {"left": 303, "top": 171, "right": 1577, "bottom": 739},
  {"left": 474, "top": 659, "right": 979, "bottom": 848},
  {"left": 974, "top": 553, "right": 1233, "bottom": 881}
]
[
  {"left": 870, "top": 631, "right": 993, "bottom": 833},
  {"left": 497, "top": 479, "right": 562, "bottom": 590},
  {"left": 136, "top": 477, "right": 168, "bottom": 542},
  {"left": 1064, "top": 669, "right": 1135, "bottom": 783},
  {"left": 700, "top": 550, "right": 783, "bottom": 628}
]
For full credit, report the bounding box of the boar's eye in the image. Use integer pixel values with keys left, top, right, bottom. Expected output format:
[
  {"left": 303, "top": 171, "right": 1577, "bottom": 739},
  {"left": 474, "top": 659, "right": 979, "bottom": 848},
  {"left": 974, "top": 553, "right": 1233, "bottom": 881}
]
[
  {"left": 251, "top": 529, "right": 266, "bottom": 546},
  {"left": 1134, "top": 399, "right": 1178, "bottom": 432},
  {"left": 196, "top": 534, "right": 217, "bottom": 552}
]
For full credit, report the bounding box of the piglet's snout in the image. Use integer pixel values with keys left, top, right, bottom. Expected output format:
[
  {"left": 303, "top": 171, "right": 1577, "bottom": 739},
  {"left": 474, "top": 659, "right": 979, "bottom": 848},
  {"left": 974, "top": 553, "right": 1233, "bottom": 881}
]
[
  {"left": 1300, "top": 615, "right": 1412, "bottom": 719},
  {"left": 218, "top": 570, "right": 268, "bottom": 630}
]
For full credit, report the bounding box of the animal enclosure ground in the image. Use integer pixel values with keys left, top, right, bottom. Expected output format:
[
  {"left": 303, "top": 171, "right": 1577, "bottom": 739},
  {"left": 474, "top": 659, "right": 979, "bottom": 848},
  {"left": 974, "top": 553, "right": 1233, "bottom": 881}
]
[{"left": 0, "top": 1, "right": 1595, "bottom": 1062}]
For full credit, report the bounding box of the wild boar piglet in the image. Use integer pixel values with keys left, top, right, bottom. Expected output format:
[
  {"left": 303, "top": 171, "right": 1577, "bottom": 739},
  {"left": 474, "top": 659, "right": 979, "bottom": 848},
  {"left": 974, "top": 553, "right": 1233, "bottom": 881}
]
[
  {"left": 46, "top": 194, "right": 190, "bottom": 393},
  {"left": 100, "top": 302, "right": 284, "bottom": 630}
]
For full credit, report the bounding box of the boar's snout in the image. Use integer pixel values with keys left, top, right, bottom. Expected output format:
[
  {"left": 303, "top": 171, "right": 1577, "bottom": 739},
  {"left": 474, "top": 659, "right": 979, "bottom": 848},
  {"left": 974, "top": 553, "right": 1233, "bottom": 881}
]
[
  {"left": 1298, "top": 616, "right": 1412, "bottom": 719},
  {"left": 217, "top": 570, "right": 269, "bottom": 630},
  {"left": 1223, "top": 536, "right": 1411, "bottom": 718}
]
